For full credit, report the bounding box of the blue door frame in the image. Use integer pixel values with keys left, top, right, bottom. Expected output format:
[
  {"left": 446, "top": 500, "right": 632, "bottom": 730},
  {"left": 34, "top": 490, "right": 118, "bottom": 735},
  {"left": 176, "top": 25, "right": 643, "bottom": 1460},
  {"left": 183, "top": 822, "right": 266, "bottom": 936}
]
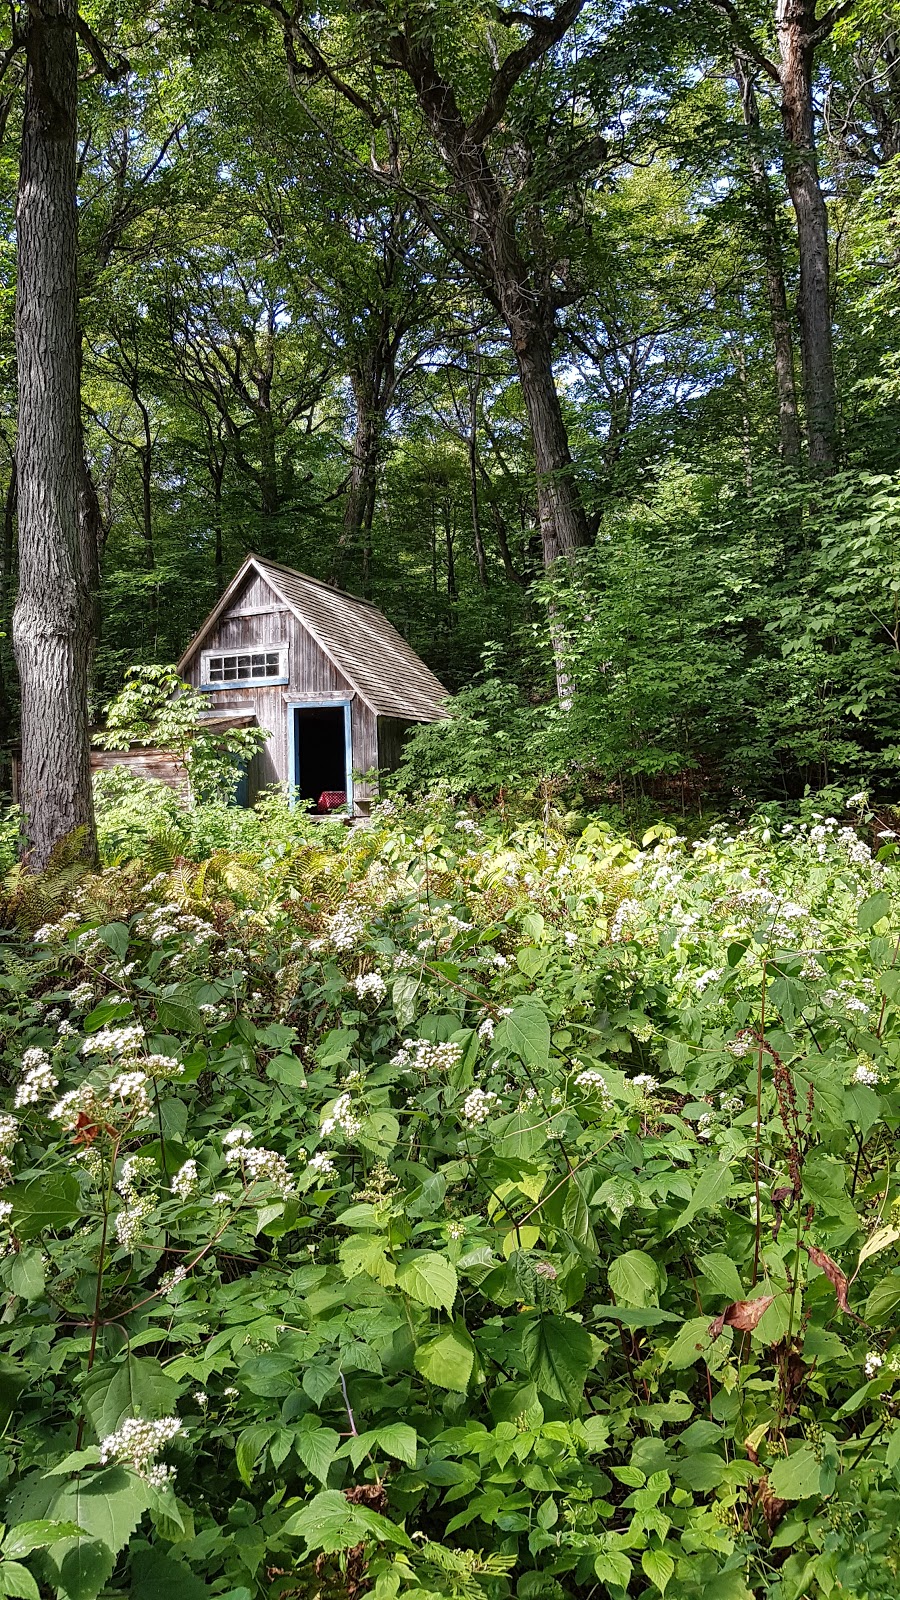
[{"left": 286, "top": 700, "right": 354, "bottom": 813}]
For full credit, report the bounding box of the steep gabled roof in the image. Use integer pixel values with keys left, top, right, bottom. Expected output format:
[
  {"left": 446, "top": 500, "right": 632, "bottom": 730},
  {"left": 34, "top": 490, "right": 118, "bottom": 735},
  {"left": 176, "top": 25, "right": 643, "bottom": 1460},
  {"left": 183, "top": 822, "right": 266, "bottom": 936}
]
[{"left": 178, "top": 555, "right": 449, "bottom": 723}]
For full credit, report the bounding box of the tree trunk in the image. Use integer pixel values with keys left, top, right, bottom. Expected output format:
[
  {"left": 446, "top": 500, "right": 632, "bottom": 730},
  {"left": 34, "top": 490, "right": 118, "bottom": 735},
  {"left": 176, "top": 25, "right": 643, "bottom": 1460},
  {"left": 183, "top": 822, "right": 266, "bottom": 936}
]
[
  {"left": 13, "top": 0, "right": 97, "bottom": 870},
  {"left": 735, "top": 56, "right": 802, "bottom": 464},
  {"left": 340, "top": 368, "right": 380, "bottom": 570},
  {"left": 775, "top": 0, "right": 837, "bottom": 472}
]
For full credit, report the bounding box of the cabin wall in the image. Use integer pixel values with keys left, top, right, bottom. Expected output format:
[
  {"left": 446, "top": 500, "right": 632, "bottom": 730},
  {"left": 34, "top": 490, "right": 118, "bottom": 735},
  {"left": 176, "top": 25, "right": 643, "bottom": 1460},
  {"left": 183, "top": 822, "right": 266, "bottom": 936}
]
[{"left": 184, "top": 571, "right": 363, "bottom": 798}]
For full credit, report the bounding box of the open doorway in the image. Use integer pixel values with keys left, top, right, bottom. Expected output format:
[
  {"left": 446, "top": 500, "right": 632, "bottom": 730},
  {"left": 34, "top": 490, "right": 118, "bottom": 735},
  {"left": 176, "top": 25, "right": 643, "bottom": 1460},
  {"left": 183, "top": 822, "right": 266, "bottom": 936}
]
[{"left": 292, "top": 704, "right": 350, "bottom": 812}]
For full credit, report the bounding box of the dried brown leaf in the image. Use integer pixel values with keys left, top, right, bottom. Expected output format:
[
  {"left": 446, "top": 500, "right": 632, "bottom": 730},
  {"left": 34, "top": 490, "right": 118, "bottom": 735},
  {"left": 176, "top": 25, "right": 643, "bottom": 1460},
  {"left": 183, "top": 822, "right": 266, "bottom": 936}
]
[
  {"left": 709, "top": 1294, "right": 775, "bottom": 1339},
  {"left": 804, "top": 1243, "right": 866, "bottom": 1324}
]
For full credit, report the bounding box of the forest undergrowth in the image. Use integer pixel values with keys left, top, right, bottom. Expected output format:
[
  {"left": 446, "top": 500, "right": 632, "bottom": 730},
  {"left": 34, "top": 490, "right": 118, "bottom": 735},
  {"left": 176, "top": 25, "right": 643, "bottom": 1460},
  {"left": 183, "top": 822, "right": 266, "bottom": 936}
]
[{"left": 0, "top": 793, "right": 898, "bottom": 1600}]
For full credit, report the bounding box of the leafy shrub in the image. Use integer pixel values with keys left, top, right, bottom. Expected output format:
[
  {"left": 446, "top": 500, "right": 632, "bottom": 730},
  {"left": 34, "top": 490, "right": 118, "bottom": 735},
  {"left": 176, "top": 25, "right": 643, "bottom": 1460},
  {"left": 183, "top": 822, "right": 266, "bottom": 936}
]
[{"left": 0, "top": 800, "right": 898, "bottom": 1596}]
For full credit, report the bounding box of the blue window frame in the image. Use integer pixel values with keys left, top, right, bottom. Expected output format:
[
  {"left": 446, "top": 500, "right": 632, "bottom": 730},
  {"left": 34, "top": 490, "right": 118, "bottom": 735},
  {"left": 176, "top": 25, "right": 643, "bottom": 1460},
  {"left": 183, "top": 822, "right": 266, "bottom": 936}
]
[{"left": 287, "top": 700, "right": 353, "bottom": 814}]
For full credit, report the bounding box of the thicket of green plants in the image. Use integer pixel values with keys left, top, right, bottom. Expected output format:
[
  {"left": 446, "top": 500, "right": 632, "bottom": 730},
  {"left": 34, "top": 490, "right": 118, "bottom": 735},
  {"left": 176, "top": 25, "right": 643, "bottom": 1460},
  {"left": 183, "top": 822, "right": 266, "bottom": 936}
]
[{"left": 0, "top": 791, "right": 898, "bottom": 1599}]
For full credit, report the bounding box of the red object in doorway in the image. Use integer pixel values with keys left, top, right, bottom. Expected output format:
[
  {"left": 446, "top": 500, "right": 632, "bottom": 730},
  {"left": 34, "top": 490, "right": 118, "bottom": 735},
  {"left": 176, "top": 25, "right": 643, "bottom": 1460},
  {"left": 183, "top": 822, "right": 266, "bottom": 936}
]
[{"left": 317, "top": 790, "right": 347, "bottom": 813}]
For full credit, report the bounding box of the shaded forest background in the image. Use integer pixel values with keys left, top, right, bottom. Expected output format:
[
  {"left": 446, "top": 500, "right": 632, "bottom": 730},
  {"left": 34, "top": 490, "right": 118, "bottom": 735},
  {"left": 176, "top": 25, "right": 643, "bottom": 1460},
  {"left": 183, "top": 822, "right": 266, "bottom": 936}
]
[{"left": 2, "top": 0, "right": 900, "bottom": 808}]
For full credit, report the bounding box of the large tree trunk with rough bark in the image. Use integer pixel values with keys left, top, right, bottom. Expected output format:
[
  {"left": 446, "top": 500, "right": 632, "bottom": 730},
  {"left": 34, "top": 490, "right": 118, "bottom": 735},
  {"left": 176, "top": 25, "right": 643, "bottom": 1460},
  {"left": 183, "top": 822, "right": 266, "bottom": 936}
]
[
  {"left": 13, "top": 0, "right": 97, "bottom": 870},
  {"left": 339, "top": 368, "right": 381, "bottom": 579},
  {"left": 735, "top": 56, "right": 802, "bottom": 464},
  {"left": 775, "top": 0, "right": 837, "bottom": 472}
]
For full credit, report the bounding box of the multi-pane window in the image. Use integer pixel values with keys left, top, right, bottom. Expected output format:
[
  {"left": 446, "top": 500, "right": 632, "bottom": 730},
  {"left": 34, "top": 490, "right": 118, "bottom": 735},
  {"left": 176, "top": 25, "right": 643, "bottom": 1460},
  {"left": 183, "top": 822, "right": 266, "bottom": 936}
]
[{"left": 201, "top": 648, "right": 287, "bottom": 686}]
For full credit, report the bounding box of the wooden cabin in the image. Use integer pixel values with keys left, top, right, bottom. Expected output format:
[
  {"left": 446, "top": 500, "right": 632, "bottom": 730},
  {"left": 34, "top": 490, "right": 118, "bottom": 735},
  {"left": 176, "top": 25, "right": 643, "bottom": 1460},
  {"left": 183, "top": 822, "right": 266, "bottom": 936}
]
[{"left": 176, "top": 555, "right": 448, "bottom": 815}]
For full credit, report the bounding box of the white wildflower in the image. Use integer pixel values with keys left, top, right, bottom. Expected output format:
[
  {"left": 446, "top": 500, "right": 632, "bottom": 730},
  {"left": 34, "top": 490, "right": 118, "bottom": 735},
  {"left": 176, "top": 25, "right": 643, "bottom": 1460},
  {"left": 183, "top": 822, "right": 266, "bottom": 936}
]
[
  {"left": 100, "top": 1415, "right": 183, "bottom": 1485},
  {"left": 320, "top": 1093, "right": 362, "bottom": 1139},
  {"left": 0, "top": 1116, "right": 19, "bottom": 1152},
  {"left": 14, "top": 1054, "right": 58, "bottom": 1107},
  {"left": 107, "top": 1071, "right": 150, "bottom": 1116},
  {"left": 477, "top": 1018, "right": 495, "bottom": 1042},
  {"left": 309, "top": 1151, "right": 337, "bottom": 1178},
  {"left": 353, "top": 973, "right": 387, "bottom": 1005},
  {"left": 461, "top": 1087, "right": 502, "bottom": 1126},
  {"left": 160, "top": 1266, "right": 188, "bottom": 1295},
  {"left": 82, "top": 1024, "right": 144, "bottom": 1058},
  {"left": 391, "top": 1038, "right": 463, "bottom": 1075},
  {"left": 172, "top": 1160, "right": 198, "bottom": 1199},
  {"left": 853, "top": 1061, "right": 880, "bottom": 1087},
  {"left": 323, "top": 907, "right": 365, "bottom": 951},
  {"left": 865, "top": 1352, "right": 884, "bottom": 1379},
  {"left": 631, "top": 1073, "right": 658, "bottom": 1095}
]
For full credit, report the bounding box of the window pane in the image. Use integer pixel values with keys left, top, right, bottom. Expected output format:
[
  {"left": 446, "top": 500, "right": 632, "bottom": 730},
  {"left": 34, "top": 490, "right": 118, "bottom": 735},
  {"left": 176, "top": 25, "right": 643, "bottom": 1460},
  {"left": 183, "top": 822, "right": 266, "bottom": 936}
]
[
  {"left": 208, "top": 661, "right": 223, "bottom": 680},
  {"left": 223, "top": 663, "right": 238, "bottom": 680}
]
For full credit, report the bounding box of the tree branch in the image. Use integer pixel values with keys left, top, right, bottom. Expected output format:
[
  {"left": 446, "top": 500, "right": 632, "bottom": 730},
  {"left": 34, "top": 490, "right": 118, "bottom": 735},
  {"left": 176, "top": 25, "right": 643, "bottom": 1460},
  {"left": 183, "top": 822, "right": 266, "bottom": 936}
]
[
  {"left": 807, "top": 0, "right": 856, "bottom": 46},
  {"left": 470, "top": 0, "right": 587, "bottom": 145},
  {"left": 74, "top": 12, "right": 128, "bottom": 81},
  {"left": 707, "top": 0, "right": 780, "bottom": 83}
]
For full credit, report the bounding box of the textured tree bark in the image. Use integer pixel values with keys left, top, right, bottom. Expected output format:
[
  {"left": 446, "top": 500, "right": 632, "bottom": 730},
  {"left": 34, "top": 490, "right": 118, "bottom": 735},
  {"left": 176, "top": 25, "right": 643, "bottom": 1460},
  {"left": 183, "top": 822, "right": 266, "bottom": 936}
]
[
  {"left": 13, "top": 0, "right": 97, "bottom": 870},
  {"left": 735, "top": 56, "right": 802, "bottom": 463},
  {"left": 775, "top": 0, "right": 837, "bottom": 471},
  {"left": 341, "top": 368, "right": 381, "bottom": 569}
]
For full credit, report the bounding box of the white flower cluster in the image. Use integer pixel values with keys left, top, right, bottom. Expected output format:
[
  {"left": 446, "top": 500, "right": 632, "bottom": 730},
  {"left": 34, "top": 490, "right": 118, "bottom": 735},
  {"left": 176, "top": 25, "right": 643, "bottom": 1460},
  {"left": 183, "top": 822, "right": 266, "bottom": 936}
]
[
  {"left": 107, "top": 1072, "right": 151, "bottom": 1117},
  {"left": 324, "top": 907, "right": 365, "bottom": 951},
  {"left": 477, "top": 1018, "right": 495, "bottom": 1042},
  {"left": 320, "top": 1093, "right": 363, "bottom": 1139},
  {"left": 726, "top": 1033, "right": 756, "bottom": 1059},
  {"left": 461, "top": 1087, "right": 502, "bottom": 1125},
  {"left": 114, "top": 1154, "right": 156, "bottom": 1250},
  {"left": 33, "top": 912, "right": 81, "bottom": 944},
  {"left": 50, "top": 1085, "right": 102, "bottom": 1130},
  {"left": 144, "top": 1054, "right": 184, "bottom": 1080},
  {"left": 631, "top": 1073, "right": 658, "bottom": 1095},
  {"left": 853, "top": 1060, "right": 880, "bottom": 1087},
  {"left": 14, "top": 1049, "right": 58, "bottom": 1107},
  {"left": 83, "top": 1025, "right": 144, "bottom": 1058},
  {"left": 455, "top": 818, "right": 479, "bottom": 833},
  {"left": 67, "top": 982, "right": 94, "bottom": 1010},
  {"left": 0, "top": 1114, "right": 17, "bottom": 1153},
  {"left": 99, "top": 1415, "right": 184, "bottom": 1486},
  {"left": 172, "top": 1159, "right": 198, "bottom": 1199},
  {"left": 865, "top": 1351, "right": 883, "bottom": 1379},
  {"left": 223, "top": 1129, "right": 295, "bottom": 1196},
  {"left": 309, "top": 1151, "right": 337, "bottom": 1178},
  {"left": 609, "top": 898, "right": 642, "bottom": 941},
  {"left": 354, "top": 972, "right": 387, "bottom": 1005},
  {"left": 390, "top": 1038, "right": 463, "bottom": 1075},
  {"left": 573, "top": 1067, "right": 613, "bottom": 1107}
]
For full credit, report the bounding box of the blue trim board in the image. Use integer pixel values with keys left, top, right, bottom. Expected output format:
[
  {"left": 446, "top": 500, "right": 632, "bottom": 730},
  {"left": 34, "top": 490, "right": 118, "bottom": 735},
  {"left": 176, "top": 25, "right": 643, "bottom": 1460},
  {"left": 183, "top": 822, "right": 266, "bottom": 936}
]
[{"left": 286, "top": 700, "right": 354, "bottom": 814}]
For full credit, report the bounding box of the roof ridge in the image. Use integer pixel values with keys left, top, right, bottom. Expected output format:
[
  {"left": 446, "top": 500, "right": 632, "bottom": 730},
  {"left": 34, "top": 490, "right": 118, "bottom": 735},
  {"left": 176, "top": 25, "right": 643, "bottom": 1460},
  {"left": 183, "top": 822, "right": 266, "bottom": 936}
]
[{"left": 249, "top": 553, "right": 382, "bottom": 612}]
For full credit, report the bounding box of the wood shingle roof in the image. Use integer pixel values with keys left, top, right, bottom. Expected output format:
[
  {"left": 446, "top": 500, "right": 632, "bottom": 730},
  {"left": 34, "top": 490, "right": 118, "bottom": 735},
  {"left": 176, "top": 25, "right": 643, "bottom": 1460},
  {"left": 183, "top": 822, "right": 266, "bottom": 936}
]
[{"left": 178, "top": 555, "right": 449, "bottom": 723}]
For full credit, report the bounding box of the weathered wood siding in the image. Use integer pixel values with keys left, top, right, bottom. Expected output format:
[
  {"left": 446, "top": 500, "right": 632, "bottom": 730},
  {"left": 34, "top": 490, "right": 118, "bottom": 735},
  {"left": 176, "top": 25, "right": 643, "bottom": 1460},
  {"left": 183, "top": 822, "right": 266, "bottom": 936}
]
[{"left": 184, "top": 569, "right": 381, "bottom": 805}]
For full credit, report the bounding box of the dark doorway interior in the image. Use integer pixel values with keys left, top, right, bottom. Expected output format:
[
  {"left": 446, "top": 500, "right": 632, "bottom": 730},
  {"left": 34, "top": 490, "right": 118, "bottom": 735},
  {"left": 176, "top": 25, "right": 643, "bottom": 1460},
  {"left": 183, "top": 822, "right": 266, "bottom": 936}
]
[{"left": 294, "top": 706, "right": 348, "bottom": 811}]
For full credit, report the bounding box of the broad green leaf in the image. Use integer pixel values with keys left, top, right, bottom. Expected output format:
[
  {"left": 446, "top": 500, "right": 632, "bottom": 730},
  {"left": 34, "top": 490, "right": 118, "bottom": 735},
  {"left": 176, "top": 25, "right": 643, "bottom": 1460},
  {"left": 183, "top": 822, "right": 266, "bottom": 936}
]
[
  {"left": 496, "top": 1004, "right": 551, "bottom": 1069},
  {"left": 82, "top": 1357, "right": 181, "bottom": 1443},
  {"left": 2, "top": 1522, "right": 85, "bottom": 1558},
  {"left": 520, "top": 1314, "right": 593, "bottom": 1411},
  {"left": 768, "top": 1446, "right": 833, "bottom": 1500},
  {"left": 642, "top": 1547, "right": 675, "bottom": 1594},
  {"left": 395, "top": 1251, "right": 457, "bottom": 1311},
  {"left": 235, "top": 1424, "right": 276, "bottom": 1486},
  {"left": 865, "top": 1274, "right": 900, "bottom": 1325},
  {"left": 372, "top": 1425, "right": 418, "bottom": 1468},
  {"left": 129, "top": 1546, "right": 210, "bottom": 1600},
  {"left": 155, "top": 989, "right": 202, "bottom": 1035},
  {"left": 669, "top": 1161, "right": 733, "bottom": 1233},
  {"left": 281, "top": 1490, "right": 412, "bottom": 1553},
  {"left": 665, "top": 1317, "right": 715, "bottom": 1370},
  {"left": 0, "top": 1560, "right": 40, "bottom": 1600},
  {"left": 608, "top": 1250, "right": 659, "bottom": 1308},
  {"left": 293, "top": 1427, "right": 340, "bottom": 1485},
  {"left": 698, "top": 1253, "right": 744, "bottom": 1302},
  {"left": 6, "top": 1173, "right": 81, "bottom": 1240},
  {"left": 414, "top": 1323, "right": 476, "bottom": 1392},
  {"left": 6, "top": 1251, "right": 45, "bottom": 1302},
  {"left": 858, "top": 891, "right": 891, "bottom": 930},
  {"left": 98, "top": 922, "right": 130, "bottom": 962},
  {"left": 593, "top": 1552, "right": 632, "bottom": 1588}
]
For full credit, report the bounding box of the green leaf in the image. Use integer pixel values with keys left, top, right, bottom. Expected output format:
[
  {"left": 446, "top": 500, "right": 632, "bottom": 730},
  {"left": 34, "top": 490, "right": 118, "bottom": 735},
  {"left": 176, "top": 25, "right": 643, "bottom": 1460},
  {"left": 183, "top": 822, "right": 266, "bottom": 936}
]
[
  {"left": 129, "top": 1546, "right": 210, "bottom": 1600},
  {"left": 593, "top": 1552, "right": 632, "bottom": 1588},
  {"left": 281, "top": 1490, "right": 413, "bottom": 1554},
  {"left": 496, "top": 1003, "right": 551, "bottom": 1069},
  {"left": 155, "top": 989, "right": 202, "bottom": 1035},
  {"left": 6, "top": 1250, "right": 45, "bottom": 1302},
  {"left": 82, "top": 1357, "right": 181, "bottom": 1443},
  {"left": 858, "top": 1226, "right": 900, "bottom": 1268},
  {"left": 768, "top": 1446, "right": 833, "bottom": 1500},
  {"left": 414, "top": 1323, "right": 476, "bottom": 1392},
  {"left": 642, "top": 1548, "right": 675, "bottom": 1594},
  {"left": 6, "top": 1173, "right": 81, "bottom": 1239},
  {"left": 865, "top": 1274, "right": 900, "bottom": 1325},
  {"left": 858, "top": 891, "right": 891, "bottom": 931},
  {"left": 669, "top": 1161, "right": 733, "bottom": 1233},
  {"left": 698, "top": 1253, "right": 745, "bottom": 1302},
  {"left": 372, "top": 1425, "right": 418, "bottom": 1468},
  {"left": 2, "top": 1522, "right": 85, "bottom": 1559},
  {"left": 52, "top": 1543, "right": 116, "bottom": 1600},
  {"left": 665, "top": 1317, "right": 714, "bottom": 1370},
  {"left": 98, "top": 923, "right": 130, "bottom": 962},
  {"left": 235, "top": 1424, "right": 276, "bottom": 1487},
  {"left": 0, "top": 1560, "right": 40, "bottom": 1600},
  {"left": 293, "top": 1427, "right": 340, "bottom": 1485},
  {"left": 395, "top": 1251, "right": 458, "bottom": 1311},
  {"left": 608, "top": 1250, "right": 659, "bottom": 1308},
  {"left": 520, "top": 1314, "right": 593, "bottom": 1411}
]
